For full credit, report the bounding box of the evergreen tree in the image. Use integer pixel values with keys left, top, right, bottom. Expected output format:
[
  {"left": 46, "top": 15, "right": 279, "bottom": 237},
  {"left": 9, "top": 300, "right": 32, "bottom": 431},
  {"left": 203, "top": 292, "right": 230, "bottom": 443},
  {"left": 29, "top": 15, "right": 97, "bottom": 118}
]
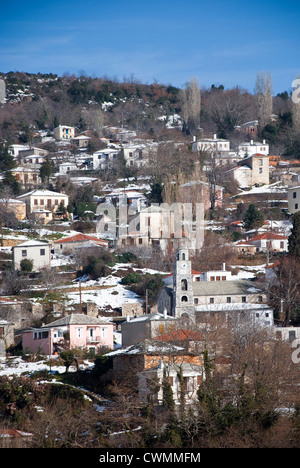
[
  {"left": 243, "top": 203, "right": 264, "bottom": 230},
  {"left": 288, "top": 212, "right": 300, "bottom": 257}
]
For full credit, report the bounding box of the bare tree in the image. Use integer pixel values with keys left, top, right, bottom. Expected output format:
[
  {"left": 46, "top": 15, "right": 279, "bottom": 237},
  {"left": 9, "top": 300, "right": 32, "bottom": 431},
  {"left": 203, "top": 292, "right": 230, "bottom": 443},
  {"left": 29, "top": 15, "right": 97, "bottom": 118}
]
[
  {"left": 180, "top": 77, "right": 201, "bottom": 135},
  {"left": 255, "top": 71, "right": 273, "bottom": 131}
]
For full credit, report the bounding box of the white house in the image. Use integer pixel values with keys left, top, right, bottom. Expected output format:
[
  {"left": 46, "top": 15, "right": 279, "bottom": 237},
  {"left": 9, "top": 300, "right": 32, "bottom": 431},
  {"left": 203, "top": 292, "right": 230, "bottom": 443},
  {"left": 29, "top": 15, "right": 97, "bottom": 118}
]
[
  {"left": 288, "top": 185, "right": 300, "bottom": 214},
  {"left": 246, "top": 232, "right": 289, "bottom": 253},
  {"left": 192, "top": 134, "right": 231, "bottom": 153},
  {"left": 238, "top": 140, "right": 269, "bottom": 158},
  {"left": 92, "top": 148, "right": 121, "bottom": 170},
  {"left": 17, "top": 189, "right": 69, "bottom": 215},
  {"left": 12, "top": 240, "right": 51, "bottom": 271}
]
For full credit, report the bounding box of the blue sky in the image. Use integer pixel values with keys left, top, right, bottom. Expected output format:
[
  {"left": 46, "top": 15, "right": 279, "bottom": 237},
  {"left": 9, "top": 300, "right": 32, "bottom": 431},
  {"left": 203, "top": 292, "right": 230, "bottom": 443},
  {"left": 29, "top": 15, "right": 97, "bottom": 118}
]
[{"left": 1, "top": 0, "right": 299, "bottom": 94}]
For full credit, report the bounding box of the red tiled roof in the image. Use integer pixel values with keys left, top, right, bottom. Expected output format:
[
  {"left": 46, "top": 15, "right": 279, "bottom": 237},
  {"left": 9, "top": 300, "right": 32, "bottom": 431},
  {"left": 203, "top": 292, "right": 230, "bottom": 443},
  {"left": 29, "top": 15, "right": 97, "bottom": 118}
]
[
  {"left": 249, "top": 232, "right": 288, "bottom": 241},
  {"left": 54, "top": 233, "right": 108, "bottom": 245}
]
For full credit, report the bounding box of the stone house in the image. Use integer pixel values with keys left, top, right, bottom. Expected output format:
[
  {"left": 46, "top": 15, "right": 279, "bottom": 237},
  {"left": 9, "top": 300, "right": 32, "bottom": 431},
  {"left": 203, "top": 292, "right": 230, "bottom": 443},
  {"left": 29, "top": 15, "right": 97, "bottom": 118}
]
[
  {"left": 106, "top": 339, "right": 203, "bottom": 405},
  {"left": 227, "top": 153, "right": 269, "bottom": 187},
  {"left": 0, "top": 198, "right": 26, "bottom": 220},
  {"left": 121, "top": 312, "right": 176, "bottom": 347},
  {"left": 53, "top": 233, "right": 109, "bottom": 255},
  {"left": 10, "top": 166, "right": 41, "bottom": 190}
]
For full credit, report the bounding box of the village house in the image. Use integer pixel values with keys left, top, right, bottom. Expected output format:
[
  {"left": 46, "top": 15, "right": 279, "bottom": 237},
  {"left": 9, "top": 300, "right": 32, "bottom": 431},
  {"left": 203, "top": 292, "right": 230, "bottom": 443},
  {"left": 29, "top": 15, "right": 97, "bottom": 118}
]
[
  {"left": 106, "top": 339, "right": 203, "bottom": 406},
  {"left": 53, "top": 233, "right": 109, "bottom": 255},
  {"left": 0, "top": 319, "right": 15, "bottom": 354},
  {"left": 58, "top": 161, "right": 79, "bottom": 175},
  {"left": 121, "top": 143, "right": 148, "bottom": 168},
  {"left": 119, "top": 204, "right": 202, "bottom": 252},
  {"left": 138, "top": 359, "right": 203, "bottom": 407},
  {"left": 10, "top": 166, "right": 41, "bottom": 190},
  {"left": 71, "top": 134, "right": 91, "bottom": 148},
  {"left": 21, "top": 314, "right": 114, "bottom": 355},
  {"left": 54, "top": 125, "right": 75, "bottom": 141},
  {"left": 245, "top": 232, "right": 288, "bottom": 253},
  {"left": 0, "top": 198, "right": 26, "bottom": 220},
  {"left": 16, "top": 189, "right": 69, "bottom": 215},
  {"left": 237, "top": 140, "right": 269, "bottom": 158},
  {"left": 226, "top": 153, "right": 270, "bottom": 187},
  {"left": 121, "top": 312, "right": 176, "bottom": 347},
  {"left": 192, "top": 134, "right": 231, "bottom": 153},
  {"left": 29, "top": 209, "right": 53, "bottom": 225},
  {"left": 288, "top": 185, "right": 300, "bottom": 214},
  {"left": 12, "top": 239, "right": 51, "bottom": 271},
  {"left": 92, "top": 148, "right": 121, "bottom": 170}
]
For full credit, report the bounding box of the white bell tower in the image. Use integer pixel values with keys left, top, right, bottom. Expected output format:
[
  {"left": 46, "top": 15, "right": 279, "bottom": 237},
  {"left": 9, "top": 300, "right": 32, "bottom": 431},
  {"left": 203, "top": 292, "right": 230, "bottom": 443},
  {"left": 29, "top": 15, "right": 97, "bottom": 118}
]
[{"left": 172, "top": 248, "right": 195, "bottom": 319}]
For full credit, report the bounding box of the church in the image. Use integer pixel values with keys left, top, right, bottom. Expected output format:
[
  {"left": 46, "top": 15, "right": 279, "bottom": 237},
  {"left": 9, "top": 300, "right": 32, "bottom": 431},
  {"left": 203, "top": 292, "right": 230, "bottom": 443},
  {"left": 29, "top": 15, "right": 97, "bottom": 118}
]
[{"left": 157, "top": 247, "right": 274, "bottom": 328}]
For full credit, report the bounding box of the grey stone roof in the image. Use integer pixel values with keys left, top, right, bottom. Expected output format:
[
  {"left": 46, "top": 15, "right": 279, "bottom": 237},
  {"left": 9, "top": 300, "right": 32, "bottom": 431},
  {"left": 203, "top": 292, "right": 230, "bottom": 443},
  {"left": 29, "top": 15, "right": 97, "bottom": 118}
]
[
  {"left": 192, "top": 280, "right": 264, "bottom": 297},
  {"left": 42, "top": 314, "right": 111, "bottom": 328}
]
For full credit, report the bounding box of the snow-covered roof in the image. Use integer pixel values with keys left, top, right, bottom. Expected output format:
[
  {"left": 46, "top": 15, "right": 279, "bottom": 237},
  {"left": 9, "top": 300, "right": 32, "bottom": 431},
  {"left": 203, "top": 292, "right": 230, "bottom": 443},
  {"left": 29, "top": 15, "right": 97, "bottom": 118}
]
[
  {"left": 13, "top": 239, "right": 50, "bottom": 248},
  {"left": 106, "top": 339, "right": 185, "bottom": 357},
  {"left": 17, "top": 189, "right": 68, "bottom": 199}
]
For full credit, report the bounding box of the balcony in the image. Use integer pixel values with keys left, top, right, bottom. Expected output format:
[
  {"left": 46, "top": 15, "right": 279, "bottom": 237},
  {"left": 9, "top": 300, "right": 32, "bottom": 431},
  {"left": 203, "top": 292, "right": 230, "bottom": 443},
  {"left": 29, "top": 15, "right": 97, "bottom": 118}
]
[{"left": 86, "top": 336, "right": 101, "bottom": 344}]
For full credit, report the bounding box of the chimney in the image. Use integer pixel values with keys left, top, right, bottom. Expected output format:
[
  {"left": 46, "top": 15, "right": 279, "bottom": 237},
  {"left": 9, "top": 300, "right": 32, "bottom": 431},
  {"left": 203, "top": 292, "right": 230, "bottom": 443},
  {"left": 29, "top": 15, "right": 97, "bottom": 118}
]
[
  {"left": 250, "top": 140, "right": 253, "bottom": 145},
  {"left": 263, "top": 139, "right": 266, "bottom": 144},
  {"left": 213, "top": 134, "right": 217, "bottom": 140},
  {"left": 193, "top": 135, "right": 196, "bottom": 142},
  {"left": 223, "top": 262, "right": 226, "bottom": 271}
]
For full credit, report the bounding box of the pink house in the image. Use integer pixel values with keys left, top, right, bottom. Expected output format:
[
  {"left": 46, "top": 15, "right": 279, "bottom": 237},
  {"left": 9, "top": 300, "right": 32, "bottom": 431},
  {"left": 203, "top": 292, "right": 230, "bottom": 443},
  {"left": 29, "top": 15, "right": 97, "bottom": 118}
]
[{"left": 22, "top": 314, "right": 114, "bottom": 355}]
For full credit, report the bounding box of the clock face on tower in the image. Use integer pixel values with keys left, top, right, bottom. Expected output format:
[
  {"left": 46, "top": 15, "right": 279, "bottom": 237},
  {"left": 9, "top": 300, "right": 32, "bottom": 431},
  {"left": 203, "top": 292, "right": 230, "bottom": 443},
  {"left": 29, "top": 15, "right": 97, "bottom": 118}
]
[{"left": 181, "top": 263, "right": 187, "bottom": 269}]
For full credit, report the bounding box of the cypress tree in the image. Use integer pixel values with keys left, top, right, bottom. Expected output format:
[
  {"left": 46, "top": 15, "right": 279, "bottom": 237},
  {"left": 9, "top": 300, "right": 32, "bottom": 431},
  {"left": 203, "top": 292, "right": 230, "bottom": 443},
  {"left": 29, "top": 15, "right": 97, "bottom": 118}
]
[{"left": 288, "top": 212, "right": 300, "bottom": 257}]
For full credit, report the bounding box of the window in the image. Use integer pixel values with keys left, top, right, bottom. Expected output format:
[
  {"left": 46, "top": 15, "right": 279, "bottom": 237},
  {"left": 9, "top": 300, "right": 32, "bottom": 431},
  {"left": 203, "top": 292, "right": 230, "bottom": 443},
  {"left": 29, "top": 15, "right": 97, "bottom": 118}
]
[
  {"left": 181, "top": 296, "right": 188, "bottom": 302},
  {"left": 34, "top": 199, "right": 38, "bottom": 205},
  {"left": 295, "top": 204, "right": 298, "bottom": 210},
  {"left": 258, "top": 295, "right": 263, "bottom": 302},
  {"left": 259, "top": 167, "right": 263, "bottom": 174},
  {"left": 222, "top": 276, "right": 226, "bottom": 281},
  {"left": 47, "top": 199, "right": 51, "bottom": 207},
  {"left": 40, "top": 199, "right": 44, "bottom": 205},
  {"left": 169, "top": 377, "right": 174, "bottom": 386},
  {"left": 242, "top": 296, "right": 246, "bottom": 303},
  {"left": 55, "top": 199, "right": 58, "bottom": 205},
  {"left": 40, "top": 249, "right": 45, "bottom": 256},
  {"left": 259, "top": 159, "right": 263, "bottom": 166},
  {"left": 101, "top": 327, "right": 107, "bottom": 338},
  {"left": 34, "top": 331, "right": 48, "bottom": 340},
  {"left": 293, "top": 192, "right": 297, "bottom": 199},
  {"left": 138, "top": 238, "right": 143, "bottom": 245},
  {"left": 181, "top": 279, "right": 188, "bottom": 291},
  {"left": 76, "top": 328, "right": 83, "bottom": 338},
  {"left": 210, "top": 298, "right": 214, "bottom": 304},
  {"left": 227, "top": 297, "right": 231, "bottom": 303},
  {"left": 22, "top": 250, "right": 27, "bottom": 257},
  {"left": 280, "top": 241, "right": 284, "bottom": 249},
  {"left": 194, "top": 298, "right": 199, "bottom": 304}
]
